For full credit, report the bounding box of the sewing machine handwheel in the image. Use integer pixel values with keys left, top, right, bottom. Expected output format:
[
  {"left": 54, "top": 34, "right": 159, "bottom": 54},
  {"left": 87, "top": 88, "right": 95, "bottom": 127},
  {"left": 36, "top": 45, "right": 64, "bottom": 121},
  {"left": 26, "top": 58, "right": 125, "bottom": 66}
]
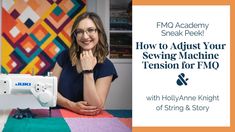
[{"left": 38, "top": 91, "right": 52, "bottom": 104}]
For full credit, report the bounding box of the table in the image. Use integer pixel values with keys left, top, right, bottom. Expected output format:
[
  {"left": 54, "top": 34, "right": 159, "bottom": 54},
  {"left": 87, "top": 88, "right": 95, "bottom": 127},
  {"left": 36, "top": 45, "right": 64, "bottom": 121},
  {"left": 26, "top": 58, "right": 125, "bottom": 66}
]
[{"left": 0, "top": 109, "right": 132, "bottom": 132}]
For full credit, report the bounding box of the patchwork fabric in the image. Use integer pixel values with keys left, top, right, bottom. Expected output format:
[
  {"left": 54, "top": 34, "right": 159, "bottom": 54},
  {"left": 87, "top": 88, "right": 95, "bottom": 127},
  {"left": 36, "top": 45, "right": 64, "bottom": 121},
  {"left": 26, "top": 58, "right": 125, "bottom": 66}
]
[
  {"left": 3, "top": 109, "right": 132, "bottom": 131},
  {"left": 59, "top": 108, "right": 114, "bottom": 118},
  {"left": 1, "top": 0, "right": 86, "bottom": 75},
  {"left": 3, "top": 117, "right": 71, "bottom": 132},
  {"left": 64, "top": 118, "right": 131, "bottom": 132}
]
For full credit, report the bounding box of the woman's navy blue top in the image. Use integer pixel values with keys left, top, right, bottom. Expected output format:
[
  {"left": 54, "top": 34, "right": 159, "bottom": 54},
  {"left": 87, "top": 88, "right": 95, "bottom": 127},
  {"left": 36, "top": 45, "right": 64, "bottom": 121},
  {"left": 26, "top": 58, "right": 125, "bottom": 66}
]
[{"left": 55, "top": 50, "right": 118, "bottom": 108}]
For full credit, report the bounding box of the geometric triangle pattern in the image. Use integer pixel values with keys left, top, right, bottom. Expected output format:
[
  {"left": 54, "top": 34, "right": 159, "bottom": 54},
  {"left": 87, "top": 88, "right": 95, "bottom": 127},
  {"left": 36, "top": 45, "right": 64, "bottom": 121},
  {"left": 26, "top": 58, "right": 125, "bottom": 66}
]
[{"left": 1, "top": 0, "right": 86, "bottom": 75}]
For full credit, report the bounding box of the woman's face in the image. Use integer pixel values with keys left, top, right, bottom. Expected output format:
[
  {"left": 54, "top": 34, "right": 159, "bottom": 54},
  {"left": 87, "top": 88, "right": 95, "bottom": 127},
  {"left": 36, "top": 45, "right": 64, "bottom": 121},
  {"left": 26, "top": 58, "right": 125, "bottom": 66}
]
[{"left": 75, "top": 18, "right": 99, "bottom": 51}]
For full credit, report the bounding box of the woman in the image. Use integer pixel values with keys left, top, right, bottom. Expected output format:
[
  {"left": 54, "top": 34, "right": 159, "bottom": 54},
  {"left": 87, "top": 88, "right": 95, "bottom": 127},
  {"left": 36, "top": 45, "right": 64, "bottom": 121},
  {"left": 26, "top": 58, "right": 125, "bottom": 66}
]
[{"left": 52, "top": 12, "right": 118, "bottom": 116}]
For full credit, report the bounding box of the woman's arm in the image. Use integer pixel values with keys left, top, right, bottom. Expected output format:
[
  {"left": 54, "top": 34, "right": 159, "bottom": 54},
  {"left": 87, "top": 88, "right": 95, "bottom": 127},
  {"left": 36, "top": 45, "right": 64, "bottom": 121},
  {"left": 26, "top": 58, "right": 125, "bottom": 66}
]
[
  {"left": 52, "top": 62, "right": 101, "bottom": 115},
  {"left": 83, "top": 73, "right": 113, "bottom": 108},
  {"left": 80, "top": 50, "right": 113, "bottom": 108},
  {"left": 57, "top": 92, "right": 100, "bottom": 115}
]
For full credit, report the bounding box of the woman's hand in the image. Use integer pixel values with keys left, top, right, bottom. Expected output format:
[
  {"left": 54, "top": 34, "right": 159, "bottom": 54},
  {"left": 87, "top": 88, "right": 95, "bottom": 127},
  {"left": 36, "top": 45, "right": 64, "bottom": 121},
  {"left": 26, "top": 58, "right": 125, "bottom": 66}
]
[
  {"left": 80, "top": 50, "right": 97, "bottom": 70},
  {"left": 70, "top": 101, "right": 102, "bottom": 116}
]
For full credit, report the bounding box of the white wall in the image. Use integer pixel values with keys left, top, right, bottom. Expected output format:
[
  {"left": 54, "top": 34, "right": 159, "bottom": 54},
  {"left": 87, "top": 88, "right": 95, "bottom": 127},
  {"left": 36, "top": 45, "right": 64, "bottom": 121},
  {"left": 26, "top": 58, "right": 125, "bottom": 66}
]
[
  {"left": 105, "top": 62, "right": 132, "bottom": 109},
  {"left": 0, "top": 0, "right": 132, "bottom": 110}
]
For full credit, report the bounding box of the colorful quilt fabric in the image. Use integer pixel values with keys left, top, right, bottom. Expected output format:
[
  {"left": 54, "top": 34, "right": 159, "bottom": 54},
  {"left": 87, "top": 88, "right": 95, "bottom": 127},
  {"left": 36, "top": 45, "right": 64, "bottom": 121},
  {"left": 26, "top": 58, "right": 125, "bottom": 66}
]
[
  {"left": 3, "top": 117, "right": 71, "bottom": 132},
  {"left": 1, "top": 0, "right": 86, "bottom": 75},
  {"left": 3, "top": 109, "right": 132, "bottom": 132}
]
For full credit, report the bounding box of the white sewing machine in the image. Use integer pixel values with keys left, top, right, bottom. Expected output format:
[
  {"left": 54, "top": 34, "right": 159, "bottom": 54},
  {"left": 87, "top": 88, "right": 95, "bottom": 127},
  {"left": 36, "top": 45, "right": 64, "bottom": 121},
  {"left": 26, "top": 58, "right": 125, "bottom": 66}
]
[{"left": 0, "top": 74, "right": 57, "bottom": 107}]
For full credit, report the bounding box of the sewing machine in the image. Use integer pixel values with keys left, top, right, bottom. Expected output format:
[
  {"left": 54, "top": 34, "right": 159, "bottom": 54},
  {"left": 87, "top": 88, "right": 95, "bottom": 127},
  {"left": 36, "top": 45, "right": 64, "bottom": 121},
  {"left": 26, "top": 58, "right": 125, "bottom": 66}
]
[{"left": 0, "top": 74, "right": 57, "bottom": 118}]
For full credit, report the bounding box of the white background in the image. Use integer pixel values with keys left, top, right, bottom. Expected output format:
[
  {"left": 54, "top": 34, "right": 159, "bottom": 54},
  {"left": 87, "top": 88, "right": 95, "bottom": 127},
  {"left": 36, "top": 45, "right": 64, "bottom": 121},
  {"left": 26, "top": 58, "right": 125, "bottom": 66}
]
[{"left": 133, "top": 6, "right": 230, "bottom": 126}]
